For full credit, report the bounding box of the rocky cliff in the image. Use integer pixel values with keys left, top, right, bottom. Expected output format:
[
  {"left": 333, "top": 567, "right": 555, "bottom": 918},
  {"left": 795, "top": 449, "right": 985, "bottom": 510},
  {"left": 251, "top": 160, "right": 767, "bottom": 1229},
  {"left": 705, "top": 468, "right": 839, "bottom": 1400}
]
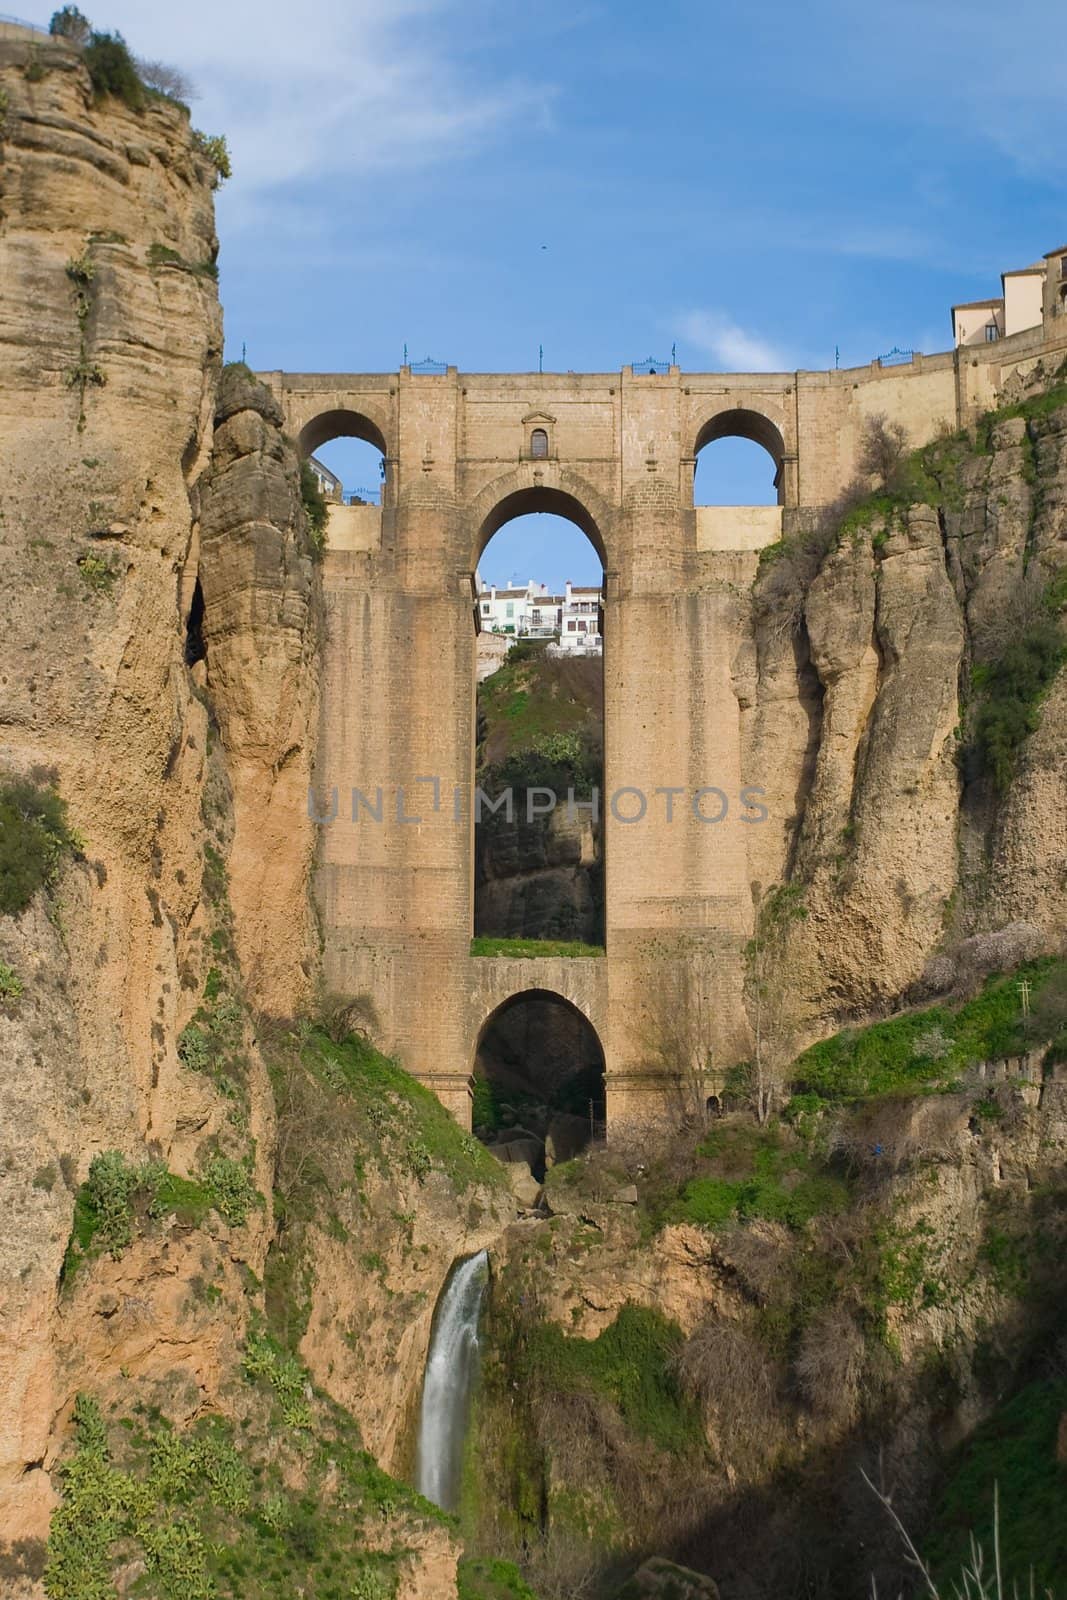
[
  {"left": 465, "top": 1009, "right": 1067, "bottom": 1598},
  {"left": 0, "top": 33, "right": 504, "bottom": 1600},
  {"left": 738, "top": 371, "right": 1067, "bottom": 1050},
  {"left": 0, "top": 26, "right": 227, "bottom": 1542}
]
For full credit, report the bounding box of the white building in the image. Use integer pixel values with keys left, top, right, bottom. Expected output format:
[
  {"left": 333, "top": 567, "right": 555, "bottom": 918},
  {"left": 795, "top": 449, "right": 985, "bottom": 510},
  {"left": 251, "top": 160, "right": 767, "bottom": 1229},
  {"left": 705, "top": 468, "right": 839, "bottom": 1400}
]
[
  {"left": 556, "top": 581, "right": 603, "bottom": 655},
  {"left": 475, "top": 576, "right": 603, "bottom": 653},
  {"left": 952, "top": 243, "right": 1067, "bottom": 347},
  {"left": 476, "top": 578, "right": 545, "bottom": 635}
]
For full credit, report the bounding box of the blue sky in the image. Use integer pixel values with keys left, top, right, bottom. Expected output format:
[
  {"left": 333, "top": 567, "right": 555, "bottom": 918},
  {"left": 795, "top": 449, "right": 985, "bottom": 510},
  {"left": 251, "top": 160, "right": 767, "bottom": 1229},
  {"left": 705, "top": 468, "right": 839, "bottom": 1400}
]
[{"left": 29, "top": 0, "right": 1066, "bottom": 585}]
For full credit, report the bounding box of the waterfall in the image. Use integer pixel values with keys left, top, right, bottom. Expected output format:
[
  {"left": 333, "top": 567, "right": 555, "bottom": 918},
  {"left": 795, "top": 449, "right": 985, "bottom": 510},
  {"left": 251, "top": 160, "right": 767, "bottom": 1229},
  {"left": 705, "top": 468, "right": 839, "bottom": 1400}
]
[{"left": 415, "top": 1248, "right": 490, "bottom": 1512}]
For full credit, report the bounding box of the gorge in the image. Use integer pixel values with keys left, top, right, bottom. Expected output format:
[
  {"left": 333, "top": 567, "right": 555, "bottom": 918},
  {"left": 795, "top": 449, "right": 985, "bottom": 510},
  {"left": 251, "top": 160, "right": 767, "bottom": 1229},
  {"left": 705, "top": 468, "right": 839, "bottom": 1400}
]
[{"left": 1, "top": 15, "right": 1067, "bottom": 1600}]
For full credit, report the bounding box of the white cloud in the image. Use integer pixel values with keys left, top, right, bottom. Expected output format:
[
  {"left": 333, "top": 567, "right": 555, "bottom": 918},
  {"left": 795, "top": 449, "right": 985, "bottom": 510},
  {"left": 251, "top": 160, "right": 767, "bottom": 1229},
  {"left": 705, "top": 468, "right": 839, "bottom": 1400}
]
[
  {"left": 56, "top": 0, "right": 554, "bottom": 199},
  {"left": 677, "top": 310, "right": 787, "bottom": 372}
]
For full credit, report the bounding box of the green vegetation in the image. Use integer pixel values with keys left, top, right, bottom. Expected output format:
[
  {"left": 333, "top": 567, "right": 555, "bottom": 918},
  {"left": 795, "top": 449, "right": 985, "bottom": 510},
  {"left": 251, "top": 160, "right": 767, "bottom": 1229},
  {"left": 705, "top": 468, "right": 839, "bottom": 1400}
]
[
  {"left": 76, "top": 551, "right": 117, "bottom": 592},
  {"left": 470, "top": 936, "right": 604, "bottom": 958},
  {"left": 44, "top": 1389, "right": 443, "bottom": 1600},
  {"left": 0, "top": 775, "right": 82, "bottom": 916},
  {"left": 62, "top": 1150, "right": 260, "bottom": 1281},
  {"left": 924, "top": 1377, "right": 1067, "bottom": 1591},
  {"left": 478, "top": 647, "right": 602, "bottom": 777},
  {"left": 789, "top": 958, "right": 1057, "bottom": 1103},
  {"left": 299, "top": 459, "right": 329, "bottom": 556},
  {"left": 521, "top": 1305, "right": 702, "bottom": 1454},
  {"left": 64, "top": 242, "right": 105, "bottom": 428},
  {"left": 177, "top": 964, "right": 251, "bottom": 1106},
  {"left": 974, "top": 372, "right": 1067, "bottom": 452},
  {"left": 242, "top": 1330, "right": 313, "bottom": 1428},
  {"left": 0, "top": 961, "right": 23, "bottom": 1003},
  {"left": 191, "top": 130, "right": 232, "bottom": 186},
  {"left": 661, "top": 1119, "right": 848, "bottom": 1233},
  {"left": 966, "top": 612, "right": 1065, "bottom": 790},
  {"left": 147, "top": 242, "right": 219, "bottom": 279},
  {"left": 457, "top": 1556, "right": 542, "bottom": 1600},
  {"left": 302, "top": 1027, "right": 505, "bottom": 1194},
  {"left": 83, "top": 30, "right": 145, "bottom": 110},
  {"left": 49, "top": 7, "right": 92, "bottom": 45},
  {"left": 50, "top": 11, "right": 232, "bottom": 184},
  {"left": 260, "top": 1017, "right": 504, "bottom": 1350}
]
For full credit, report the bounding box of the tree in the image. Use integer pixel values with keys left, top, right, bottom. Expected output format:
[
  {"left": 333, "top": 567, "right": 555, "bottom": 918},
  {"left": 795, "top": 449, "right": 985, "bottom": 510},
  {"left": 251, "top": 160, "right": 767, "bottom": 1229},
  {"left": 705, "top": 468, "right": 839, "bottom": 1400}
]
[
  {"left": 135, "top": 57, "right": 197, "bottom": 102},
  {"left": 857, "top": 411, "right": 908, "bottom": 489},
  {"left": 743, "top": 882, "right": 807, "bottom": 1122},
  {"left": 49, "top": 6, "right": 92, "bottom": 44}
]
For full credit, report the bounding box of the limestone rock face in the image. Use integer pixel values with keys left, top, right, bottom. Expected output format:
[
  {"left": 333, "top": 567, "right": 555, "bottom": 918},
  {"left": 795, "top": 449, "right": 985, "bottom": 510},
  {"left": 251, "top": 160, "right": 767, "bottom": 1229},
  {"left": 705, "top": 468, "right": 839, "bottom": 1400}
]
[
  {"left": 295, "top": 1155, "right": 511, "bottom": 1473},
  {"left": 0, "top": 34, "right": 223, "bottom": 1539},
  {"left": 746, "top": 391, "right": 1067, "bottom": 1037},
  {"left": 792, "top": 504, "right": 965, "bottom": 1015},
  {"left": 196, "top": 367, "right": 322, "bottom": 1012}
]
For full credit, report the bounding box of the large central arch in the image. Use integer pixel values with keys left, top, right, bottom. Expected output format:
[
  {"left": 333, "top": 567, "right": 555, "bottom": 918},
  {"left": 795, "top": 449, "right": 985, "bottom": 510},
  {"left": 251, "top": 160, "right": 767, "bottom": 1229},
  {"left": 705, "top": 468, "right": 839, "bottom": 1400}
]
[{"left": 470, "top": 470, "right": 611, "bottom": 570}]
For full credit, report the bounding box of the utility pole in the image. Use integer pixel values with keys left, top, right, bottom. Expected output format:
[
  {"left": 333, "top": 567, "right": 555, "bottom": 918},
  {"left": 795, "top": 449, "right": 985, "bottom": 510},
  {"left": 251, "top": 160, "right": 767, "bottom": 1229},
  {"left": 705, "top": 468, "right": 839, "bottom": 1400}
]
[{"left": 538, "top": 342, "right": 543, "bottom": 375}]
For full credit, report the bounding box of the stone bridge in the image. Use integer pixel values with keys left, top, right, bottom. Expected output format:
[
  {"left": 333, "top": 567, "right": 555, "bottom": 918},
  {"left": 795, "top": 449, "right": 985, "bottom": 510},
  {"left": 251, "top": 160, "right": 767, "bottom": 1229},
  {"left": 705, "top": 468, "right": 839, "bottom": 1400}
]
[{"left": 260, "top": 332, "right": 1059, "bottom": 1128}]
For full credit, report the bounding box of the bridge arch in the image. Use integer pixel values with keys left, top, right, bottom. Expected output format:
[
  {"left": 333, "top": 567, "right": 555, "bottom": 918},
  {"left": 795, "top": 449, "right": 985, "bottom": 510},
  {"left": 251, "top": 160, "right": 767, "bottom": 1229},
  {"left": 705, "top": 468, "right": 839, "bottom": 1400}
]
[
  {"left": 296, "top": 406, "right": 390, "bottom": 462},
  {"left": 692, "top": 406, "right": 787, "bottom": 506},
  {"left": 471, "top": 986, "right": 606, "bottom": 1149},
  {"left": 468, "top": 467, "right": 611, "bottom": 569}
]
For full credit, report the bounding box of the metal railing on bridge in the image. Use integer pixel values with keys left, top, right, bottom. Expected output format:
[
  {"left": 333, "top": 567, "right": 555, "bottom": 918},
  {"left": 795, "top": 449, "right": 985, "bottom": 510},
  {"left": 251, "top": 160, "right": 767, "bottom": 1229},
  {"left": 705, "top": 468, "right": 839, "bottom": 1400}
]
[
  {"left": 877, "top": 346, "right": 915, "bottom": 367},
  {"left": 631, "top": 352, "right": 675, "bottom": 374}
]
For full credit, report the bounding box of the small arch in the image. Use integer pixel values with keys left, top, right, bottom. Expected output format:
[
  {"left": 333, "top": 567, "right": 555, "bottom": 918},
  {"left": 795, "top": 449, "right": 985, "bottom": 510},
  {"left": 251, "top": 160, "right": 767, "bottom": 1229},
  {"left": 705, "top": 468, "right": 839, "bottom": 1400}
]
[
  {"left": 693, "top": 406, "right": 786, "bottom": 507},
  {"left": 297, "top": 407, "right": 388, "bottom": 460},
  {"left": 472, "top": 988, "right": 606, "bottom": 1159},
  {"left": 298, "top": 408, "right": 388, "bottom": 508}
]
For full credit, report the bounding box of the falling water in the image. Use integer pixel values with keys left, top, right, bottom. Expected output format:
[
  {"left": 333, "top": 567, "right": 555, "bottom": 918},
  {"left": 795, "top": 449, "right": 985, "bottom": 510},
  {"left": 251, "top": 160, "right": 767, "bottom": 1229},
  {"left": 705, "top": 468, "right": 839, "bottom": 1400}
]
[{"left": 414, "top": 1248, "right": 490, "bottom": 1511}]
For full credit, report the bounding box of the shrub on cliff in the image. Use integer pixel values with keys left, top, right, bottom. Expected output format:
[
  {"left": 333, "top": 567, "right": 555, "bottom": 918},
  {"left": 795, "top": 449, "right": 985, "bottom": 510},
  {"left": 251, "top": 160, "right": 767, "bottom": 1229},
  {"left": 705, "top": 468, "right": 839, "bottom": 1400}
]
[
  {"left": 83, "top": 30, "right": 145, "bottom": 110},
  {"left": 0, "top": 775, "right": 81, "bottom": 916},
  {"left": 299, "top": 459, "right": 329, "bottom": 556},
  {"left": 62, "top": 1149, "right": 261, "bottom": 1280},
  {"left": 965, "top": 614, "right": 1065, "bottom": 791}
]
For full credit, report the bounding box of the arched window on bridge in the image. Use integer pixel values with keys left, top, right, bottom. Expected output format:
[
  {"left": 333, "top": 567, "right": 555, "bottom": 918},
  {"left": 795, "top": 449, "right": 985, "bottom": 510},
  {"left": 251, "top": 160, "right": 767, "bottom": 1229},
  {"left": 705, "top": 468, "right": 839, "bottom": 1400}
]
[
  {"left": 693, "top": 408, "right": 785, "bottom": 507},
  {"left": 297, "top": 408, "right": 387, "bottom": 514},
  {"left": 472, "top": 991, "right": 606, "bottom": 1168},
  {"left": 530, "top": 427, "right": 549, "bottom": 460},
  {"left": 474, "top": 489, "right": 605, "bottom": 951}
]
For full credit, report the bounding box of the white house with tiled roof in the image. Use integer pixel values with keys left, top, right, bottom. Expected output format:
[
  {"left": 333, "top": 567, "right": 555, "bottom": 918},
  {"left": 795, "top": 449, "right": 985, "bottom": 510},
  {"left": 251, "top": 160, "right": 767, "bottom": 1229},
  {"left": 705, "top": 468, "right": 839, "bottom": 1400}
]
[
  {"left": 557, "top": 581, "right": 603, "bottom": 655},
  {"left": 474, "top": 575, "right": 603, "bottom": 652},
  {"left": 952, "top": 242, "right": 1067, "bottom": 348}
]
